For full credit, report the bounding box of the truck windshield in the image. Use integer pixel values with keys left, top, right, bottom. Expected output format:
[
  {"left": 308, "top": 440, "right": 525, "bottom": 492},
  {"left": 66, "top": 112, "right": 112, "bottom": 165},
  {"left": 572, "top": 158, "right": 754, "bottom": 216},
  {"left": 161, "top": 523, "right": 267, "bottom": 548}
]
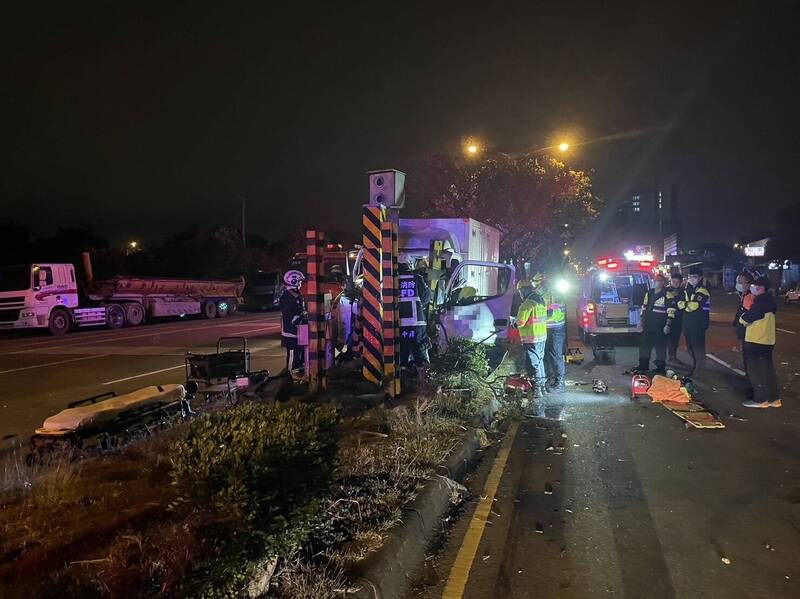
[
  {"left": 0, "top": 265, "right": 31, "bottom": 292},
  {"left": 593, "top": 273, "right": 650, "bottom": 306}
]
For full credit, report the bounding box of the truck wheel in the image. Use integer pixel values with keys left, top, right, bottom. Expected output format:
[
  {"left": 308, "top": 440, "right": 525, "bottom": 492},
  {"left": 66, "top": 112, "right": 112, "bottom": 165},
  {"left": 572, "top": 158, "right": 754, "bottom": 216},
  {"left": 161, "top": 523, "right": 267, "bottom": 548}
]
[
  {"left": 124, "top": 302, "right": 146, "bottom": 326},
  {"left": 216, "top": 301, "right": 230, "bottom": 318},
  {"left": 203, "top": 301, "right": 217, "bottom": 319},
  {"left": 106, "top": 304, "right": 126, "bottom": 329},
  {"left": 49, "top": 307, "right": 72, "bottom": 336}
]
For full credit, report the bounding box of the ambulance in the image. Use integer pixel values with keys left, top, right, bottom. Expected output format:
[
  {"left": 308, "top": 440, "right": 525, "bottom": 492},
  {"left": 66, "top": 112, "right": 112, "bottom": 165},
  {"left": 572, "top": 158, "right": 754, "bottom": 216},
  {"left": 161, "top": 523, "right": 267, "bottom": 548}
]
[{"left": 576, "top": 255, "right": 656, "bottom": 342}]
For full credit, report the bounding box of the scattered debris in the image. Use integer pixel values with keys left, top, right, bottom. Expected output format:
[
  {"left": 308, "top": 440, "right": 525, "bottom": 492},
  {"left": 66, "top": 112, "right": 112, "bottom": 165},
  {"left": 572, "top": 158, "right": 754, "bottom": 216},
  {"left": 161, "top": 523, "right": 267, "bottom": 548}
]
[
  {"left": 482, "top": 554, "right": 491, "bottom": 561},
  {"left": 727, "top": 413, "right": 748, "bottom": 422},
  {"left": 544, "top": 483, "right": 553, "bottom": 495},
  {"left": 721, "top": 557, "right": 731, "bottom": 565},
  {"left": 535, "top": 522, "right": 544, "bottom": 534},
  {"left": 637, "top": 423, "right": 645, "bottom": 428}
]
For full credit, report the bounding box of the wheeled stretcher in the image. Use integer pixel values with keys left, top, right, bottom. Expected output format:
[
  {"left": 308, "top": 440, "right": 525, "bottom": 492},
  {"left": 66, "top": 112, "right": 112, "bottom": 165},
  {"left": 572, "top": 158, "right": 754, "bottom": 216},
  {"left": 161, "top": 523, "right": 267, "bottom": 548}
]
[{"left": 30, "top": 384, "right": 189, "bottom": 454}]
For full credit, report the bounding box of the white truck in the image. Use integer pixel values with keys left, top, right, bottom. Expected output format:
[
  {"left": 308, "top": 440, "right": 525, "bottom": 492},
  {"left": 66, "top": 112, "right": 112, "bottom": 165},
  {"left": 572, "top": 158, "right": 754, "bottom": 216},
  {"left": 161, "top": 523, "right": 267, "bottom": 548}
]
[
  {"left": 0, "top": 258, "right": 244, "bottom": 335},
  {"left": 344, "top": 218, "right": 516, "bottom": 347}
]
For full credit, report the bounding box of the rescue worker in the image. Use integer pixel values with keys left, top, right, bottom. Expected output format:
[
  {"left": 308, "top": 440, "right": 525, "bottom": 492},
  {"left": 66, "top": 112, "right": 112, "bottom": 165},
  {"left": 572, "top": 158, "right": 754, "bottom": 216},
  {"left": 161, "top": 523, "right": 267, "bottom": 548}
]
[
  {"left": 542, "top": 274, "right": 567, "bottom": 393},
  {"left": 665, "top": 272, "right": 684, "bottom": 363},
  {"left": 639, "top": 273, "right": 675, "bottom": 374},
  {"left": 280, "top": 270, "right": 306, "bottom": 379},
  {"left": 739, "top": 276, "right": 780, "bottom": 408},
  {"left": 516, "top": 277, "right": 548, "bottom": 399},
  {"left": 398, "top": 262, "right": 430, "bottom": 374},
  {"left": 733, "top": 271, "right": 755, "bottom": 399},
  {"left": 678, "top": 267, "right": 711, "bottom": 370}
]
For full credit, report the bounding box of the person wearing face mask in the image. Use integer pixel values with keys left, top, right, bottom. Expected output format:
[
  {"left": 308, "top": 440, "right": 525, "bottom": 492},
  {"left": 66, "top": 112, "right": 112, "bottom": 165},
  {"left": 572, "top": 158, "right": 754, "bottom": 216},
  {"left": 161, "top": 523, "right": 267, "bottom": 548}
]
[
  {"left": 739, "top": 276, "right": 780, "bottom": 408},
  {"left": 638, "top": 273, "right": 675, "bottom": 374},
  {"left": 678, "top": 267, "right": 711, "bottom": 371},
  {"left": 733, "top": 271, "right": 755, "bottom": 398},
  {"left": 665, "top": 272, "right": 685, "bottom": 363}
]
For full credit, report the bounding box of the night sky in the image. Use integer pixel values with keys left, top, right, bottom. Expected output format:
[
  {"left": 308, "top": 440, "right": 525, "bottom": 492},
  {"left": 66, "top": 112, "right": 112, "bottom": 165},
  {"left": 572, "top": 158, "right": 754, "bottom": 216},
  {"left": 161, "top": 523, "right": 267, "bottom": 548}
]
[{"left": 1, "top": 2, "right": 797, "bottom": 248}]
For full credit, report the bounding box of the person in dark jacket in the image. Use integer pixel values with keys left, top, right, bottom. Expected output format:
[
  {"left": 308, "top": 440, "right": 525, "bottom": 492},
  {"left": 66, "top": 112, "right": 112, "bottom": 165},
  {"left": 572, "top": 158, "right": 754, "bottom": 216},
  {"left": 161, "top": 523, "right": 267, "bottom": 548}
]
[
  {"left": 740, "top": 276, "right": 780, "bottom": 408},
  {"left": 678, "top": 267, "right": 711, "bottom": 370},
  {"left": 280, "top": 270, "right": 306, "bottom": 378},
  {"left": 665, "top": 272, "right": 685, "bottom": 363},
  {"left": 639, "top": 274, "right": 676, "bottom": 374},
  {"left": 733, "top": 271, "right": 755, "bottom": 398}
]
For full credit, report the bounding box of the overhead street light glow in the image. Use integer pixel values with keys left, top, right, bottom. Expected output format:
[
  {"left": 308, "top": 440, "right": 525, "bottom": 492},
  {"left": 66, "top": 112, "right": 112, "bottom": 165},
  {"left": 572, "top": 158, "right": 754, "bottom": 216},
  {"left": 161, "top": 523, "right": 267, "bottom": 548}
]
[{"left": 558, "top": 142, "right": 569, "bottom": 152}]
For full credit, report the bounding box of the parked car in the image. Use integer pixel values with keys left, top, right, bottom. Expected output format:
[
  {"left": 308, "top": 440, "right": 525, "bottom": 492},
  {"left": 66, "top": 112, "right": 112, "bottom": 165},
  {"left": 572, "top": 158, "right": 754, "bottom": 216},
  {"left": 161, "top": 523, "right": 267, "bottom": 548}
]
[{"left": 783, "top": 284, "right": 800, "bottom": 304}]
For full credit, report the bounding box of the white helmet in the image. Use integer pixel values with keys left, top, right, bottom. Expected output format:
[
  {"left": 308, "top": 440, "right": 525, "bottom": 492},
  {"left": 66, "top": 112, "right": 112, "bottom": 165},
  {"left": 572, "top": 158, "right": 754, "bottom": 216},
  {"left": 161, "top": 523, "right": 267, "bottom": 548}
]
[{"left": 283, "top": 270, "right": 306, "bottom": 289}]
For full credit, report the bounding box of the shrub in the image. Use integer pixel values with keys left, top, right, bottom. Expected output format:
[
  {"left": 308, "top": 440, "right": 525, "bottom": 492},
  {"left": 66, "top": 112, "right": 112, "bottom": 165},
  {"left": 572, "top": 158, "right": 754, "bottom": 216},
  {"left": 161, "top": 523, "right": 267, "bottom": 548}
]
[
  {"left": 170, "top": 401, "right": 338, "bottom": 596},
  {"left": 428, "top": 338, "right": 490, "bottom": 396}
]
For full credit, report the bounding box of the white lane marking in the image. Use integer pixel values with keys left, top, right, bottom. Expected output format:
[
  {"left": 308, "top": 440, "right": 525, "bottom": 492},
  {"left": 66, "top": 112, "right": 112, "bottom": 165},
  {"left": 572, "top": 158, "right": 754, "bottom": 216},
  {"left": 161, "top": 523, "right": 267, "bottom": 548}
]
[
  {"left": 5, "top": 317, "right": 280, "bottom": 355},
  {"left": 224, "top": 325, "right": 281, "bottom": 336},
  {"left": 0, "top": 317, "right": 265, "bottom": 352},
  {"left": 706, "top": 353, "right": 746, "bottom": 376},
  {"left": 777, "top": 328, "right": 797, "bottom": 335},
  {"left": 0, "top": 354, "right": 109, "bottom": 375},
  {"left": 100, "top": 337, "right": 283, "bottom": 385},
  {"left": 102, "top": 365, "right": 184, "bottom": 385}
]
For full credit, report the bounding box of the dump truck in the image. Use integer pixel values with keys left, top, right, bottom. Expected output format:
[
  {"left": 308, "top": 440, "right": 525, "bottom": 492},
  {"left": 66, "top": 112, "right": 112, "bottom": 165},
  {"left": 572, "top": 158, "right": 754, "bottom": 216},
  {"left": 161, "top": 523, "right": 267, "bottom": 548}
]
[{"left": 0, "top": 253, "right": 244, "bottom": 335}]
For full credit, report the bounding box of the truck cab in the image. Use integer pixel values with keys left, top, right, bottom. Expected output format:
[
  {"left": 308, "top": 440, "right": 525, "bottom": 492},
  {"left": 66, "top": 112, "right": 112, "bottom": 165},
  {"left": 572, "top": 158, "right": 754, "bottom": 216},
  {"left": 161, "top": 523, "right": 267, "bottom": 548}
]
[
  {"left": 576, "top": 258, "right": 654, "bottom": 341},
  {"left": 0, "top": 263, "right": 79, "bottom": 331}
]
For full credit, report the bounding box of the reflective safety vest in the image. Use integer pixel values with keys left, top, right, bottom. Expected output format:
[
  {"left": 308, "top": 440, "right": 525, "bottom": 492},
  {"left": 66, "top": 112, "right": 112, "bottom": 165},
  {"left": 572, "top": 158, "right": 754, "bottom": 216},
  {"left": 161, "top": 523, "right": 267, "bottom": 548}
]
[
  {"left": 517, "top": 294, "right": 548, "bottom": 344},
  {"left": 641, "top": 289, "right": 675, "bottom": 330},
  {"left": 543, "top": 290, "right": 566, "bottom": 329},
  {"left": 679, "top": 283, "right": 711, "bottom": 329}
]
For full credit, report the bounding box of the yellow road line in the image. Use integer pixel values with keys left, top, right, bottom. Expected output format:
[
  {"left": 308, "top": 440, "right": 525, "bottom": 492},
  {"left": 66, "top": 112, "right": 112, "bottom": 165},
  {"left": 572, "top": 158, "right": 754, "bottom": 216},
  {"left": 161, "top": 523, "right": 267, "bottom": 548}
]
[{"left": 441, "top": 420, "right": 520, "bottom": 599}]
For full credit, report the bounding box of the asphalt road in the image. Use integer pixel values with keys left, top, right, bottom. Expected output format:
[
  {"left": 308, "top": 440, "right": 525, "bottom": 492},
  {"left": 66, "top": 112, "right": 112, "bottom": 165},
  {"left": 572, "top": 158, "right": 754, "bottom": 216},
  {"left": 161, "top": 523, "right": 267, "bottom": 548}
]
[
  {"left": 418, "top": 293, "right": 800, "bottom": 599},
  {"left": 0, "top": 311, "right": 285, "bottom": 444}
]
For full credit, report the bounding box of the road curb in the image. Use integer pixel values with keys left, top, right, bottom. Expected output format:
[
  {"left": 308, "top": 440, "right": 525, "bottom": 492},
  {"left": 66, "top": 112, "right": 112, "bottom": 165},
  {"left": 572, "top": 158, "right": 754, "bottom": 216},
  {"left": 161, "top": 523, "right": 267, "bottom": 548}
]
[
  {"left": 344, "top": 356, "right": 505, "bottom": 598},
  {"left": 349, "top": 426, "right": 487, "bottom": 599}
]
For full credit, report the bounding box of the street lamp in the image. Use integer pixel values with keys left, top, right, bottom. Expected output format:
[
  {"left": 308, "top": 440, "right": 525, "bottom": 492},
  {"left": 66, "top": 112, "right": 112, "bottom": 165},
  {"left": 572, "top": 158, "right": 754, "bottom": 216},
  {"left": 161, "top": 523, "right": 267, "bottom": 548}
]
[
  {"left": 129, "top": 241, "right": 138, "bottom": 250},
  {"left": 558, "top": 142, "right": 569, "bottom": 153}
]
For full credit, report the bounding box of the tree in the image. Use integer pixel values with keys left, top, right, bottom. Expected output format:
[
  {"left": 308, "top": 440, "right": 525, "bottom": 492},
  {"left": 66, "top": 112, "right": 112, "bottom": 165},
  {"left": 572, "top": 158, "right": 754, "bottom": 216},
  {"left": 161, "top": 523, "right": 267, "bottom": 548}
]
[{"left": 408, "top": 152, "right": 601, "bottom": 268}]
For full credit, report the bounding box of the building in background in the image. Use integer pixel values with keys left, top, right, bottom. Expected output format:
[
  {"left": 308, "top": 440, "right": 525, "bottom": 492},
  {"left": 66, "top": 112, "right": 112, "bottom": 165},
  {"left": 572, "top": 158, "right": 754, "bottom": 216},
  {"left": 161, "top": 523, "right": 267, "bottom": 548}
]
[{"left": 610, "top": 185, "right": 680, "bottom": 261}]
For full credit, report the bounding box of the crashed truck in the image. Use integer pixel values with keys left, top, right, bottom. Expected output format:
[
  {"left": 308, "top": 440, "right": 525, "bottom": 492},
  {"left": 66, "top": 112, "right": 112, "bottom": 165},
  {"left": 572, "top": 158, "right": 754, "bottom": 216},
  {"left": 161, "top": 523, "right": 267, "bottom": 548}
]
[
  {"left": 336, "top": 217, "right": 517, "bottom": 351},
  {"left": 0, "top": 253, "right": 244, "bottom": 335}
]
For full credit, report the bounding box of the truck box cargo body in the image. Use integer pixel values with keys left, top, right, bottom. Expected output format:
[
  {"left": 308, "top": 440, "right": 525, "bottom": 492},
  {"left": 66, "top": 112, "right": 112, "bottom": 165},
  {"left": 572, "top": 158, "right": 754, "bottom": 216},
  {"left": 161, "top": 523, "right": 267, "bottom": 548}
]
[
  {"left": 0, "top": 262, "right": 244, "bottom": 335},
  {"left": 398, "top": 218, "right": 501, "bottom": 265}
]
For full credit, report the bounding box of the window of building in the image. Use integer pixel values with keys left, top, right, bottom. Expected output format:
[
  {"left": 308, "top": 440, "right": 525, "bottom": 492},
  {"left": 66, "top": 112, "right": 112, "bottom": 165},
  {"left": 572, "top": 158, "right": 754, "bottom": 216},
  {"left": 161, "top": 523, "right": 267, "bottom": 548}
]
[{"left": 631, "top": 194, "right": 641, "bottom": 213}]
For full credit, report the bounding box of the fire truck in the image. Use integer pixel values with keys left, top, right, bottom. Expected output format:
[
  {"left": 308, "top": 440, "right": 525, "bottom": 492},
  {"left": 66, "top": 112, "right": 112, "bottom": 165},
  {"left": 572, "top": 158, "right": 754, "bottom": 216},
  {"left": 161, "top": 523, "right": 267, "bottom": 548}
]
[{"left": 576, "top": 254, "right": 656, "bottom": 342}]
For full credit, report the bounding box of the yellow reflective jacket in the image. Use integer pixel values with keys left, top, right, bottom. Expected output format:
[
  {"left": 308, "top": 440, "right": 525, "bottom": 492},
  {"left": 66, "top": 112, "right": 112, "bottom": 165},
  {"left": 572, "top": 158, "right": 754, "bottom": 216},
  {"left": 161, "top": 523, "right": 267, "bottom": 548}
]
[
  {"left": 517, "top": 293, "right": 548, "bottom": 344},
  {"left": 739, "top": 293, "right": 777, "bottom": 346}
]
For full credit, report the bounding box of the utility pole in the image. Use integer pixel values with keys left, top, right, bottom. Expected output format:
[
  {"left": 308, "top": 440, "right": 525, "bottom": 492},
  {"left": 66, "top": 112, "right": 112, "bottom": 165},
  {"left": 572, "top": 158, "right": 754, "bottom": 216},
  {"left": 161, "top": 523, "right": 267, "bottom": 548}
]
[{"left": 239, "top": 196, "right": 247, "bottom": 248}]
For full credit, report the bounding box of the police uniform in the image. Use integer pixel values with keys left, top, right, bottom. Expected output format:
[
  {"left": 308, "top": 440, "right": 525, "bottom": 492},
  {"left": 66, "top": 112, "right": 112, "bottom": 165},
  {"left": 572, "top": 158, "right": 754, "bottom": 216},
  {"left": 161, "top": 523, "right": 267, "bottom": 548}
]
[
  {"left": 678, "top": 278, "right": 711, "bottom": 370},
  {"left": 665, "top": 280, "right": 684, "bottom": 361},
  {"left": 639, "top": 286, "right": 675, "bottom": 373}
]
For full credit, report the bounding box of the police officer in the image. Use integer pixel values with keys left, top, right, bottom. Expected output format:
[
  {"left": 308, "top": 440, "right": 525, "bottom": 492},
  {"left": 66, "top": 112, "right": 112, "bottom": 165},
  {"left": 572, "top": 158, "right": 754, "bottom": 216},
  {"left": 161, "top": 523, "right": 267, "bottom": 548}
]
[
  {"left": 639, "top": 273, "right": 675, "bottom": 374},
  {"left": 678, "top": 267, "right": 711, "bottom": 370},
  {"left": 665, "top": 272, "right": 685, "bottom": 363},
  {"left": 398, "top": 262, "right": 430, "bottom": 375},
  {"left": 516, "top": 277, "right": 548, "bottom": 399},
  {"left": 280, "top": 270, "right": 306, "bottom": 379},
  {"left": 542, "top": 274, "right": 567, "bottom": 394}
]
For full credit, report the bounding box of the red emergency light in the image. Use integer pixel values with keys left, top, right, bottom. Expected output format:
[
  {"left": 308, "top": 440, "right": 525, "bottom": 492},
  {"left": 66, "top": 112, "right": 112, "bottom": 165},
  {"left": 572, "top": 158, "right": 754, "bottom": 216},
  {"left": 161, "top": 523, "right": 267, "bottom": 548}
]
[
  {"left": 606, "top": 260, "right": 619, "bottom": 270},
  {"left": 639, "top": 260, "right": 652, "bottom": 268},
  {"left": 596, "top": 258, "right": 608, "bottom": 266}
]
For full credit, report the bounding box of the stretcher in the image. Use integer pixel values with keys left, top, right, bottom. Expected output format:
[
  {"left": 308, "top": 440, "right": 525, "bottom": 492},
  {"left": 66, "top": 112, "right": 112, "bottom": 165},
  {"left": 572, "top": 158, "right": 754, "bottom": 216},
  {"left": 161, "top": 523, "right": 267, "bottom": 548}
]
[
  {"left": 185, "top": 336, "right": 250, "bottom": 393},
  {"left": 30, "top": 384, "right": 189, "bottom": 454}
]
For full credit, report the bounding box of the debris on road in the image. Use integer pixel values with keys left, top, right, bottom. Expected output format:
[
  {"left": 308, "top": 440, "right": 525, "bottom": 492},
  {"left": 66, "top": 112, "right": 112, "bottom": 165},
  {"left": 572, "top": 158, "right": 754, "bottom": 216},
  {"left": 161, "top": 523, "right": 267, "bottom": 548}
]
[
  {"left": 727, "top": 413, "right": 749, "bottom": 422},
  {"left": 721, "top": 557, "right": 731, "bottom": 565}
]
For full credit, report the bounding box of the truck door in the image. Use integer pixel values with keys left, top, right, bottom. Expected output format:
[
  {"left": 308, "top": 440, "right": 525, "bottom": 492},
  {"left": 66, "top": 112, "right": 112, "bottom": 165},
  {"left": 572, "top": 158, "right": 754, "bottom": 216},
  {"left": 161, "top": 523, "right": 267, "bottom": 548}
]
[{"left": 438, "top": 260, "right": 516, "bottom": 345}]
